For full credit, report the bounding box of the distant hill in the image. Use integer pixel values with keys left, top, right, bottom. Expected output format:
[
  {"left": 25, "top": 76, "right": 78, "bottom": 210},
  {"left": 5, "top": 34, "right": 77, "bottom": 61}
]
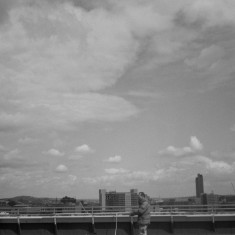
[
  {"left": 1, "top": 196, "right": 99, "bottom": 206},
  {"left": 4, "top": 196, "right": 59, "bottom": 206}
]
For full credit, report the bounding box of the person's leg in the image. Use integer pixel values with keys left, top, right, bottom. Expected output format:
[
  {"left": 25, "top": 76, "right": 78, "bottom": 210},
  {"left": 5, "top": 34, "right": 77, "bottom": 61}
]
[{"left": 138, "top": 225, "right": 147, "bottom": 235}]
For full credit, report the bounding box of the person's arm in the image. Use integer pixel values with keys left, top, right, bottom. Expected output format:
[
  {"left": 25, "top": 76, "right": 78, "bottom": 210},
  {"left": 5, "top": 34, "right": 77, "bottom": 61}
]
[
  {"left": 129, "top": 211, "right": 136, "bottom": 216},
  {"left": 130, "top": 202, "right": 148, "bottom": 216},
  {"left": 137, "top": 202, "right": 148, "bottom": 215}
]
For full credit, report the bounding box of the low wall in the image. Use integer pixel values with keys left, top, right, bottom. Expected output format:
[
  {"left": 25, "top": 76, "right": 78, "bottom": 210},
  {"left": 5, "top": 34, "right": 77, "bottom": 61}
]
[{"left": 0, "top": 214, "right": 235, "bottom": 235}]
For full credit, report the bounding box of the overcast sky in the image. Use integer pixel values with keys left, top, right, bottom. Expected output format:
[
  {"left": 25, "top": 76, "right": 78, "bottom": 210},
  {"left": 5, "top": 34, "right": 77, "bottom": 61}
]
[{"left": 1, "top": 0, "right": 235, "bottom": 199}]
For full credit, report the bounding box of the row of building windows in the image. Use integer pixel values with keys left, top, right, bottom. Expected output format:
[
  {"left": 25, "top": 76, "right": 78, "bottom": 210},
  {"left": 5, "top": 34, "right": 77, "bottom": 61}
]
[{"left": 99, "top": 189, "right": 140, "bottom": 211}]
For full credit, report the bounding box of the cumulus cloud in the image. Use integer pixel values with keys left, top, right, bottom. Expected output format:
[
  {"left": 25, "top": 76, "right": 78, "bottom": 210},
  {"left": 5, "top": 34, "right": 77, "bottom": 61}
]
[
  {"left": 176, "top": 0, "right": 235, "bottom": 28},
  {"left": 18, "top": 136, "right": 38, "bottom": 144},
  {"left": 82, "top": 167, "right": 181, "bottom": 187},
  {"left": 0, "top": 149, "right": 35, "bottom": 169},
  {"left": 105, "top": 168, "right": 128, "bottom": 174},
  {"left": 82, "top": 169, "right": 149, "bottom": 185},
  {"left": 82, "top": 153, "right": 235, "bottom": 189},
  {"left": 104, "top": 155, "right": 122, "bottom": 163},
  {"left": 3, "top": 149, "right": 21, "bottom": 161},
  {"left": 0, "top": 144, "right": 6, "bottom": 151},
  {"left": 68, "top": 155, "right": 83, "bottom": 160},
  {"left": 1, "top": 0, "right": 235, "bottom": 198},
  {"left": 75, "top": 144, "right": 93, "bottom": 153},
  {"left": 172, "top": 0, "right": 235, "bottom": 90},
  {"left": 127, "top": 90, "right": 163, "bottom": 99},
  {"left": 231, "top": 124, "right": 235, "bottom": 132},
  {"left": 159, "top": 136, "right": 203, "bottom": 156},
  {"left": 0, "top": 0, "right": 16, "bottom": 24},
  {"left": 0, "top": 0, "right": 141, "bottom": 132},
  {"left": 69, "top": 0, "right": 115, "bottom": 11},
  {"left": 185, "top": 45, "right": 225, "bottom": 70},
  {"left": 1, "top": 0, "right": 234, "bottom": 134},
  {"left": 0, "top": 112, "right": 27, "bottom": 132},
  {"left": 190, "top": 136, "right": 203, "bottom": 151},
  {"left": 159, "top": 146, "right": 193, "bottom": 157},
  {"left": 192, "top": 155, "right": 234, "bottom": 173},
  {"left": 55, "top": 164, "right": 68, "bottom": 172},
  {"left": 45, "top": 148, "right": 64, "bottom": 156}
]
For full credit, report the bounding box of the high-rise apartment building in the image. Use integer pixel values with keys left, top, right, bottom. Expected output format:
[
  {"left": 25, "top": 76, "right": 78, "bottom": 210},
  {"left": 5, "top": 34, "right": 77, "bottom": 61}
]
[
  {"left": 99, "top": 189, "right": 139, "bottom": 212},
  {"left": 195, "top": 174, "right": 204, "bottom": 198}
]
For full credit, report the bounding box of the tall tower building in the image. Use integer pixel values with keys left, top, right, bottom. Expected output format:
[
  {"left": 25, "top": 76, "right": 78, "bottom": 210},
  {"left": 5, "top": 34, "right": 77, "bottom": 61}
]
[{"left": 195, "top": 174, "right": 204, "bottom": 197}]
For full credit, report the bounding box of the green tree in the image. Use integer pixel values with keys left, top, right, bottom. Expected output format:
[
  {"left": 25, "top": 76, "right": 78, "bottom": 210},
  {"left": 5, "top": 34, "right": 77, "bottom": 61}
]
[
  {"left": 60, "top": 196, "right": 76, "bottom": 204},
  {"left": 8, "top": 200, "right": 17, "bottom": 207}
]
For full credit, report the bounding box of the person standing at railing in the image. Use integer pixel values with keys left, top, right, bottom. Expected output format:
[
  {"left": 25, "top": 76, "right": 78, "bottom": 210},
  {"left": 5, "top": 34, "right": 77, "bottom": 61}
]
[{"left": 130, "top": 192, "right": 151, "bottom": 235}]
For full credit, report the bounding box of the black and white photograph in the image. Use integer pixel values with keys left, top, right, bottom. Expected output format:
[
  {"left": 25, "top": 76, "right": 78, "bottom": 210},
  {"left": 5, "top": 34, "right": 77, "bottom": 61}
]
[{"left": 0, "top": 0, "right": 235, "bottom": 234}]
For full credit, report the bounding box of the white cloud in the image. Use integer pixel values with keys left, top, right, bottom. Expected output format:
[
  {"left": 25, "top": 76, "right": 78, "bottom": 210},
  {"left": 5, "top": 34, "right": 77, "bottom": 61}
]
[
  {"left": 82, "top": 154, "right": 235, "bottom": 188},
  {"left": 194, "top": 156, "right": 233, "bottom": 173},
  {"left": 55, "top": 164, "right": 68, "bottom": 173},
  {"left": 75, "top": 144, "right": 93, "bottom": 153},
  {"left": 68, "top": 155, "right": 84, "bottom": 160},
  {"left": 190, "top": 136, "right": 203, "bottom": 151},
  {"left": 45, "top": 149, "right": 64, "bottom": 156},
  {"left": 18, "top": 137, "right": 38, "bottom": 144},
  {"left": 0, "top": 0, "right": 141, "bottom": 132},
  {"left": 82, "top": 168, "right": 179, "bottom": 187},
  {"left": 0, "top": 112, "right": 27, "bottom": 131},
  {"left": 0, "top": 93, "right": 139, "bottom": 131},
  {"left": 104, "top": 155, "right": 122, "bottom": 163},
  {"left": 0, "top": 149, "right": 33, "bottom": 169},
  {"left": 127, "top": 90, "right": 163, "bottom": 99},
  {"left": 105, "top": 168, "right": 128, "bottom": 174},
  {"left": 179, "top": 0, "right": 235, "bottom": 28},
  {"left": 67, "top": 174, "right": 77, "bottom": 185},
  {"left": 1, "top": 0, "right": 233, "bottom": 134},
  {"left": 0, "top": 144, "right": 6, "bottom": 151},
  {"left": 2, "top": 1, "right": 137, "bottom": 93},
  {"left": 0, "top": 0, "right": 235, "bottom": 198},
  {"left": 185, "top": 45, "right": 225, "bottom": 70},
  {"left": 159, "top": 136, "right": 203, "bottom": 156},
  {"left": 231, "top": 124, "right": 235, "bottom": 132},
  {"left": 159, "top": 145, "right": 193, "bottom": 156},
  {"left": 123, "top": 3, "right": 172, "bottom": 38},
  {"left": 3, "top": 149, "right": 21, "bottom": 161}
]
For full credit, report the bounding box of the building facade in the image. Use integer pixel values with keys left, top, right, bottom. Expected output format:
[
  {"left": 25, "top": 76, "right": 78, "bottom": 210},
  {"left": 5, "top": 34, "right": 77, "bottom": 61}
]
[
  {"left": 195, "top": 174, "right": 204, "bottom": 198},
  {"left": 99, "top": 189, "right": 138, "bottom": 212},
  {"left": 99, "top": 189, "right": 106, "bottom": 211},
  {"left": 201, "top": 192, "right": 219, "bottom": 205}
]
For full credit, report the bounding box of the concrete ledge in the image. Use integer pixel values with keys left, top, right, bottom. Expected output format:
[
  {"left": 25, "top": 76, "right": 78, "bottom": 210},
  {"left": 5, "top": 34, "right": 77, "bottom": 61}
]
[
  {"left": 0, "top": 214, "right": 235, "bottom": 235},
  {"left": 1, "top": 214, "right": 235, "bottom": 223}
]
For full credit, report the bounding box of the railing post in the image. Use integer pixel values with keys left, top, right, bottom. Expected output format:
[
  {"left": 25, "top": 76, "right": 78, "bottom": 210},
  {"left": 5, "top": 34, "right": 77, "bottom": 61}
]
[
  {"left": 91, "top": 215, "right": 96, "bottom": 234},
  {"left": 170, "top": 215, "right": 174, "bottom": 234},
  {"left": 212, "top": 214, "right": 216, "bottom": 232},
  {"left": 54, "top": 217, "right": 58, "bottom": 235},
  {"left": 17, "top": 217, "right": 21, "bottom": 235},
  {"left": 130, "top": 215, "right": 134, "bottom": 235}
]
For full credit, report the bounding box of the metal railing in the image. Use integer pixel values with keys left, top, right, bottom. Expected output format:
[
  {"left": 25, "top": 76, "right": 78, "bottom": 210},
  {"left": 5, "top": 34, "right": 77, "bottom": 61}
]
[{"left": 1, "top": 204, "right": 235, "bottom": 217}]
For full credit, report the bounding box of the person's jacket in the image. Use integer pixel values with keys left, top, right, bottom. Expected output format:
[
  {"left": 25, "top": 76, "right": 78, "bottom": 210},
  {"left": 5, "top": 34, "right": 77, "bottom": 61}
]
[{"left": 130, "top": 197, "right": 151, "bottom": 225}]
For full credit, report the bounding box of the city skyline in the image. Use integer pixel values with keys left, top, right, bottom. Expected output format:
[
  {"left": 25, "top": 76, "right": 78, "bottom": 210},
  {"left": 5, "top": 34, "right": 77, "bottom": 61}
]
[{"left": 1, "top": 0, "right": 235, "bottom": 199}]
